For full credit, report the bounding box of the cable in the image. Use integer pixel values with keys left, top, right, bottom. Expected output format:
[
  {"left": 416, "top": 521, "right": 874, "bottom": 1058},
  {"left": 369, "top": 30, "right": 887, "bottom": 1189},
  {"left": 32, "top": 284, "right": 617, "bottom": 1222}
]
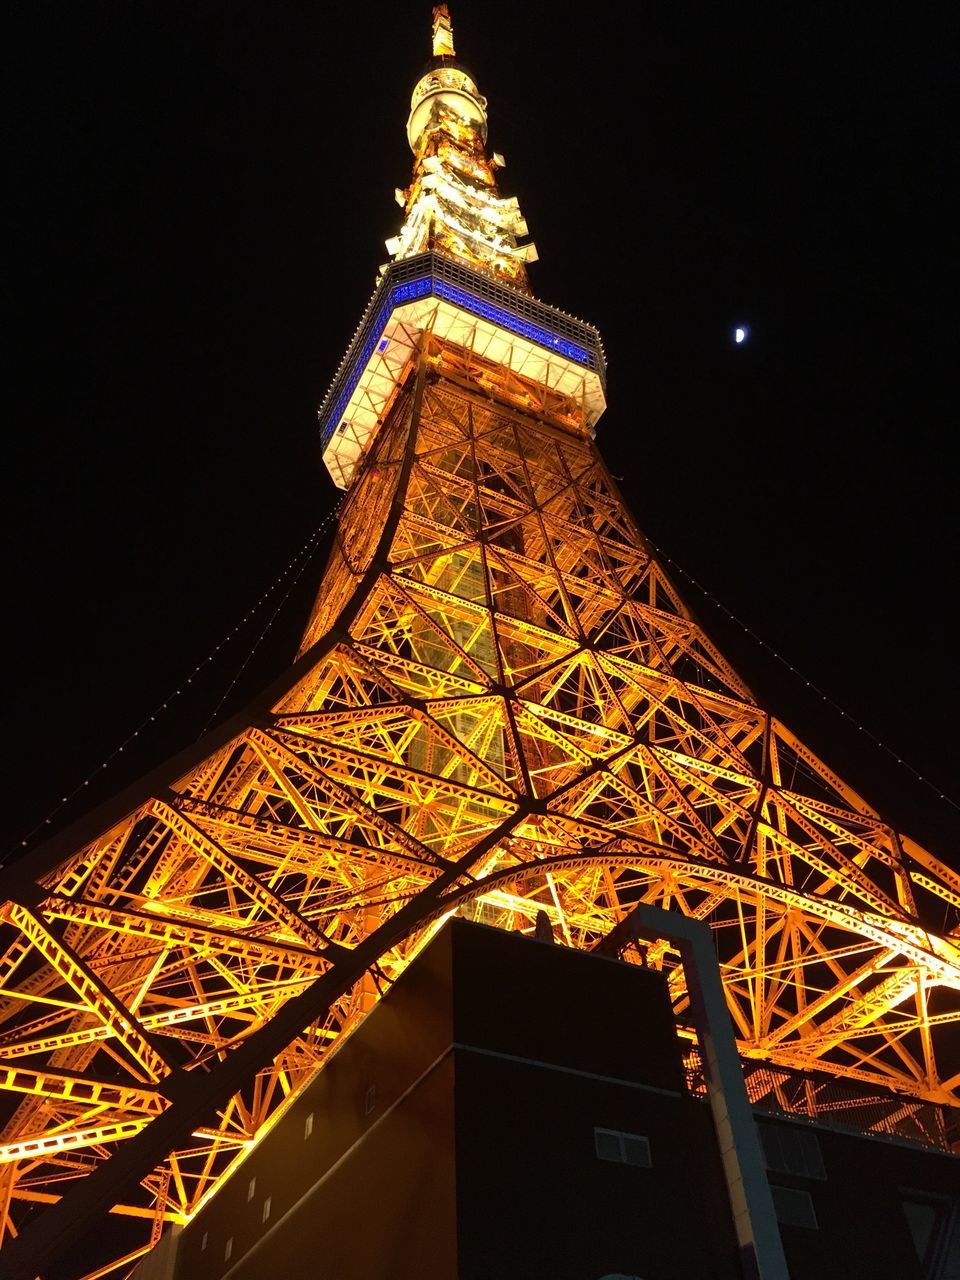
[
  {"left": 3, "top": 499, "right": 344, "bottom": 864},
  {"left": 199, "top": 511, "right": 335, "bottom": 734},
  {"left": 648, "top": 538, "right": 960, "bottom": 817}
]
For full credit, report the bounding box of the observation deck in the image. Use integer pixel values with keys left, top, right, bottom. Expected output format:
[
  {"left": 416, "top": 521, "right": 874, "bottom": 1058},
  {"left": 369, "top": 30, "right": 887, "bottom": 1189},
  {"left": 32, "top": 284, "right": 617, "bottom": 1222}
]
[{"left": 319, "top": 252, "right": 606, "bottom": 488}]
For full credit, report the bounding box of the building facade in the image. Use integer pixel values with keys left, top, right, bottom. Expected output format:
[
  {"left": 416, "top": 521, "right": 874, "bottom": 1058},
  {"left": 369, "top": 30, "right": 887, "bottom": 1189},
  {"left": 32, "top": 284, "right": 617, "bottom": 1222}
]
[{"left": 173, "top": 921, "right": 958, "bottom": 1280}]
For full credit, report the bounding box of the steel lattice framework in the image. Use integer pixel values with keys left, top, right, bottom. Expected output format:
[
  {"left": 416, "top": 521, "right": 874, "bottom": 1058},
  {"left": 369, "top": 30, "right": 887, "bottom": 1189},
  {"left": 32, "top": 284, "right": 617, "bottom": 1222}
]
[{"left": 2, "top": 7, "right": 958, "bottom": 1278}]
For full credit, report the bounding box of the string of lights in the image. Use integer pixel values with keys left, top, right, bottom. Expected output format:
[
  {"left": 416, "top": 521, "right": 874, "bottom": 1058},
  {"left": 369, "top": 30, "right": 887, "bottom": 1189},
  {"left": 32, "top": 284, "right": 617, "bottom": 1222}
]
[
  {"left": 3, "top": 499, "right": 345, "bottom": 863},
  {"left": 649, "top": 538, "right": 960, "bottom": 816},
  {"left": 199, "top": 504, "right": 343, "bottom": 735}
]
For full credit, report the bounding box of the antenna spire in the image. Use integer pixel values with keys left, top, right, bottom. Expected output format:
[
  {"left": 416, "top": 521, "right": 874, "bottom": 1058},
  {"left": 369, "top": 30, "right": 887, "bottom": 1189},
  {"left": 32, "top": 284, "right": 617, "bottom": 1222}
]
[
  {"left": 432, "top": 5, "right": 456, "bottom": 58},
  {"left": 389, "top": 3, "right": 537, "bottom": 289}
]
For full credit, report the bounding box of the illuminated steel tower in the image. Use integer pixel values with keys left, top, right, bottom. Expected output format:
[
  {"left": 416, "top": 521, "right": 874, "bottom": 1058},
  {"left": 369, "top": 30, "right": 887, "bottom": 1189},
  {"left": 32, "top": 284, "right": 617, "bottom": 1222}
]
[{"left": 2, "top": 8, "right": 959, "bottom": 1277}]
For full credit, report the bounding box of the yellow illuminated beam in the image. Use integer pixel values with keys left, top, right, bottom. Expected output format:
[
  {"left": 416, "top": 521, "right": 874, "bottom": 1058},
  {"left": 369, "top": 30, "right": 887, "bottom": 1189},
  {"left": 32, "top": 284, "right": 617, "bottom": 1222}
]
[{"left": 432, "top": 5, "right": 455, "bottom": 58}]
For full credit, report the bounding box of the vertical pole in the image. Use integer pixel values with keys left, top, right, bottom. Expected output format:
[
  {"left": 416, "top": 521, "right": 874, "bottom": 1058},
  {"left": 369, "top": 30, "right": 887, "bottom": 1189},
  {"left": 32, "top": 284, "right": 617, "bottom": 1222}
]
[{"left": 625, "top": 903, "right": 790, "bottom": 1280}]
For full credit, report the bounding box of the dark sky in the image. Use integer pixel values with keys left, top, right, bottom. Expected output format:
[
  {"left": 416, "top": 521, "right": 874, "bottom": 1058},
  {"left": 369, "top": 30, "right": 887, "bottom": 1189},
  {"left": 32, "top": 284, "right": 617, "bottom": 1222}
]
[{"left": 5, "top": 1, "right": 958, "bottom": 870}]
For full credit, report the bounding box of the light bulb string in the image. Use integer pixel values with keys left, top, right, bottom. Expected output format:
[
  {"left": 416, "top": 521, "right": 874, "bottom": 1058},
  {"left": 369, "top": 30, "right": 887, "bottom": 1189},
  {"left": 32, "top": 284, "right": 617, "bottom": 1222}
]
[
  {"left": 4, "top": 500, "right": 345, "bottom": 863},
  {"left": 199, "top": 510, "right": 336, "bottom": 735},
  {"left": 648, "top": 538, "right": 960, "bottom": 816}
]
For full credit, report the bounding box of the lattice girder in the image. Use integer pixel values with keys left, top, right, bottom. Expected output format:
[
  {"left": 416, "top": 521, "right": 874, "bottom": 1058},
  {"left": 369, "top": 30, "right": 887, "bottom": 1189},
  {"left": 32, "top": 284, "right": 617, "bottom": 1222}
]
[{"left": 1, "top": 343, "right": 958, "bottom": 1274}]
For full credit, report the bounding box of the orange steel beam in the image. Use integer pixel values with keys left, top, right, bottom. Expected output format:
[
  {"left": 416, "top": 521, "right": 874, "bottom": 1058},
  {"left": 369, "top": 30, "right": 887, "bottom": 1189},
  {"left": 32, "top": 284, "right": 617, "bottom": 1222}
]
[{"left": 1, "top": 17, "right": 958, "bottom": 1276}]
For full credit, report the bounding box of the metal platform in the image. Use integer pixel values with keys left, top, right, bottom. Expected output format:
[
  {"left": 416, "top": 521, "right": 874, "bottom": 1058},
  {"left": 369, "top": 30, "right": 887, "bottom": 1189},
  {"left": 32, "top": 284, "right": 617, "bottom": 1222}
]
[{"left": 319, "top": 252, "right": 606, "bottom": 487}]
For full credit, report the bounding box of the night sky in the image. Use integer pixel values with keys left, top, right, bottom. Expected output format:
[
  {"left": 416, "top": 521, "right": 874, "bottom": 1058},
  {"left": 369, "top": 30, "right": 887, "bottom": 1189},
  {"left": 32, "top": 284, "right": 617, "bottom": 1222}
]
[{"left": 5, "top": 2, "right": 958, "bottom": 871}]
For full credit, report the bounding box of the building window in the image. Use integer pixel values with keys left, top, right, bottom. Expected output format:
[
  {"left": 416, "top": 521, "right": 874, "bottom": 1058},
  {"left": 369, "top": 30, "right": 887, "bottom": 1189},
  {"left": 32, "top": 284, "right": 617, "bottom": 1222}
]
[
  {"left": 770, "top": 1184, "right": 818, "bottom": 1229},
  {"left": 593, "top": 1127, "right": 652, "bottom": 1168},
  {"left": 200, "top": 1232, "right": 208, "bottom": 1253},
  {"left": 262, "top": 1196, "right": 272, "bottom": 1224},
  {"left": 224, "top": 1237, "right": 233, "bottom": 1262},
  {"left": 304, "top": 1111, "right": 314, "bottom": 1140},
  {"left": 757, "top": 1120, "right": 826, "bottom": 1180},
  {"left": 246, "top": 1176, "right": 256, "bottom": 1202},
  {"left": 901, "top": 1192, "right": 960, "bottom": 1278},
  {"left": 363, "top": 1085, "right": 377, "bottom": 1116}
]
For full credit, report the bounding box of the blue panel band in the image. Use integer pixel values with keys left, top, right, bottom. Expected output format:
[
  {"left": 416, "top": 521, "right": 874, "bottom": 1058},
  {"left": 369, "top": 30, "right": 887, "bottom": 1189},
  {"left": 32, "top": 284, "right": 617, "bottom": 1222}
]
[{"left": 319, "top": 254, "right": 604, "bottom": 450}]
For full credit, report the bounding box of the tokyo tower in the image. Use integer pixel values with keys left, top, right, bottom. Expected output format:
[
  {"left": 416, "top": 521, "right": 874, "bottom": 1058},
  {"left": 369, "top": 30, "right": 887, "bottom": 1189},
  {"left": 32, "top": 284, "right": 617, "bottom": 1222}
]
[{"left": 2, "top": 7, "right": 958, "bottom": 1277}]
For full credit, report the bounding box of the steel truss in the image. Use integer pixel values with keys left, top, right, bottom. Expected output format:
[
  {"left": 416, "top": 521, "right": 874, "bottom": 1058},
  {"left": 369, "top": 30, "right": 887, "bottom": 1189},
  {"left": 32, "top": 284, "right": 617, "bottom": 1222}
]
[{"left": 1, "top": 337, "right": 958, "bottom": 1277}]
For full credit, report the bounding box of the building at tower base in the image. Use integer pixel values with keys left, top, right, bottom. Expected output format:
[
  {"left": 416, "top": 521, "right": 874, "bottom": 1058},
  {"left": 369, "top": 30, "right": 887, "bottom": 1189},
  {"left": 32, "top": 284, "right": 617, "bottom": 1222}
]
[{"left": 162, "top": 920, "right": 958, "bottom": 1280}]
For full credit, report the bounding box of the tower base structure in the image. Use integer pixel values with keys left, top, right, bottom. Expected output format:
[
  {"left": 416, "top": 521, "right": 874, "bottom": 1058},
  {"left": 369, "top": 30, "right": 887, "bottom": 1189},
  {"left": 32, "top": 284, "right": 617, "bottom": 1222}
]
[{"left": 2, "top": 338, "right": 960, "bottom": 1279}]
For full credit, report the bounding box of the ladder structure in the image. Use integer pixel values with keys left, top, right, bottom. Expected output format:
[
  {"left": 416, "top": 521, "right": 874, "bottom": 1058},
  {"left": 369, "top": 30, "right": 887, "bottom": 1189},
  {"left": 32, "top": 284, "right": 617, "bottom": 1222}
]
[{"left": 2, "top": 8, "right": 958, "bottom": 1277}]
